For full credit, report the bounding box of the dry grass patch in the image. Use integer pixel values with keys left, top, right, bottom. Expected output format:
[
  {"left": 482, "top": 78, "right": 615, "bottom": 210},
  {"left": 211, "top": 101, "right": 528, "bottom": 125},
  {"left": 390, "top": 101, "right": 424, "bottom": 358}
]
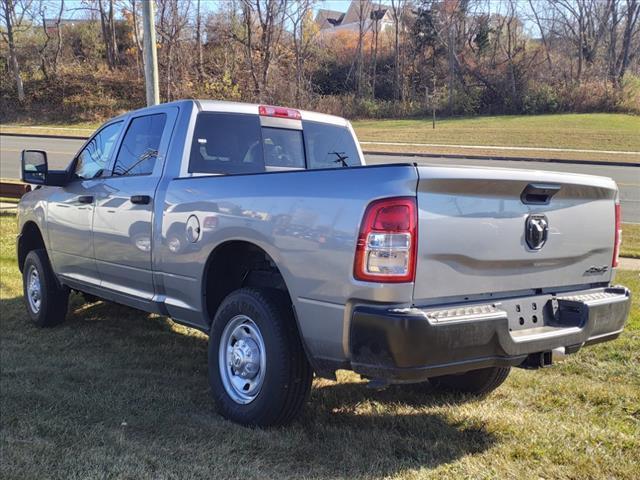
[{"left": 1, "top": 211, "right": 638, "bottom": 479}]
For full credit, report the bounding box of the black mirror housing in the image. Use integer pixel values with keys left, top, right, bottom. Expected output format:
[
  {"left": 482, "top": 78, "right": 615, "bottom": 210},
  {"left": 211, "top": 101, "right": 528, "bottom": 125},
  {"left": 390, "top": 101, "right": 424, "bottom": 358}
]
[
  {"left": 21, "top": 150, "right": 48, "bottom": 184},
  {"left": 21, "top": 150, "right": 68, "bottom": 186}
]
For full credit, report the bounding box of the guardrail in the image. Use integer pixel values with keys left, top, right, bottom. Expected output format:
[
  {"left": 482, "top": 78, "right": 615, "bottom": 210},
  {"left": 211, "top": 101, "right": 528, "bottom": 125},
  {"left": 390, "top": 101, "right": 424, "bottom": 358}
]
[{"left": 0, "top": 181, "right": 31, "bottom": 199}]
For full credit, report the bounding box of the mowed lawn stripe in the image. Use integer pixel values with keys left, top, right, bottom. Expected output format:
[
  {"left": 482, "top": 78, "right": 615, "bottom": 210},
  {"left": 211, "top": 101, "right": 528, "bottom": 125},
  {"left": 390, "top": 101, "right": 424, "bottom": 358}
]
[{"left": 353, "top": 113, "right": 640, "bottom": 152}]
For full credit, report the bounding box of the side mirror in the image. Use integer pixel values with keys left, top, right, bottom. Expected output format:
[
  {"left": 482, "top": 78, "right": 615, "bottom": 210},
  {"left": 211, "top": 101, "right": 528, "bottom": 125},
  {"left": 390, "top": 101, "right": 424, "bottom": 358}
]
[
  {"left": 21, "top": 149, "right": 69, "bottom": 186},
  {"left": 21, "top": 150, "right": 48, "bottom": 185}
]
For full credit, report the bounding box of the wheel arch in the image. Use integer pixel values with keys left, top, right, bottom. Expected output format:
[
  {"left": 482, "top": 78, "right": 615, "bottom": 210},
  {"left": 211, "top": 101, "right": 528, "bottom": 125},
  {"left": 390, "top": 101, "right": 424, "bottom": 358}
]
[
  {"left": 202, "top": 239, "right": 293, "bottom": 324},
  {"left": 18, "top": 221, "right": 47, "bottom": 272},
  {"left": 201, "top": 239, "right": 319, "bottom": 374}
]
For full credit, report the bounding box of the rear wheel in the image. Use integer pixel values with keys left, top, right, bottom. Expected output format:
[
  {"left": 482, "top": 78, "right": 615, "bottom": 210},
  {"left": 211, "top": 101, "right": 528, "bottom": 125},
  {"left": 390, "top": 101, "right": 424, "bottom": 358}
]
[
  {"left": 22, "top": 249, "right": 69, "bottom": 328},
  {"left": 428, "top": 366, "right": 511, "bottom": 395},
  {"left": 208, "top": 288, "right": 313, "bottom": 427}
]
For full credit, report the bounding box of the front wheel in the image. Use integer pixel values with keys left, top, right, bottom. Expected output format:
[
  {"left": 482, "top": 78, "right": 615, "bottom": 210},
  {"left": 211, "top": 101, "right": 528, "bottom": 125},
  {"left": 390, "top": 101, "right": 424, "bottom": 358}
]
[
  {"left": 208, "top": 288, "right": 313, "bottom": 427},
  {"left": 429, "top": 366, "right": 511, "bottom": 396},
  {"left": 22, "top": 249, "right": 69, "bottom": 328}
]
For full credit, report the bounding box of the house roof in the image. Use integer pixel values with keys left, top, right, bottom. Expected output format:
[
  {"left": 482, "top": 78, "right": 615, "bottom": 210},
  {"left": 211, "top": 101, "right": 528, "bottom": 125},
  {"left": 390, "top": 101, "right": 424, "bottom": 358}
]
[
  {"left": 315, "top": 8, "right": 346, "bottom": 29},
  {"left": 315, "top": 1, "right": 393, "bottom": 33},
  {"left": 342, "top": 1, "right": 388, "bottom": 24}
]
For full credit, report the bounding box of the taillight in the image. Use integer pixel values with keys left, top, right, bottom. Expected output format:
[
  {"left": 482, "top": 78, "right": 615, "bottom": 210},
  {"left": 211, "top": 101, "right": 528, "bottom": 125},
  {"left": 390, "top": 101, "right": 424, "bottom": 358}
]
[
  {"left": 354, "top": 197, "right": 417, "bottom": 283},
  {"left": 612, "top": 201, "right": 621, "bottom": 267},
  {"left": 258, "top": 105, "right": 302, "bottom": 120}
]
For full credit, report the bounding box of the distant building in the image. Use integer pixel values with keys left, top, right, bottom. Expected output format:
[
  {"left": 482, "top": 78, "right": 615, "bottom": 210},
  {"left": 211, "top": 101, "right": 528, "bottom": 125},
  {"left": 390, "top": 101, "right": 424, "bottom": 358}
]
[{"left": 315, "top": 1, "right": 394, "bottom": 37}]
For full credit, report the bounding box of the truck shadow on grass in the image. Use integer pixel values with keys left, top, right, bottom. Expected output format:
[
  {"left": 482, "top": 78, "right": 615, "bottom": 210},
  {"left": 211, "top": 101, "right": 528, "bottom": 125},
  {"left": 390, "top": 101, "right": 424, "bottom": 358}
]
[{"left": 1, "top": 294, "right": 496, "bottom": 479}]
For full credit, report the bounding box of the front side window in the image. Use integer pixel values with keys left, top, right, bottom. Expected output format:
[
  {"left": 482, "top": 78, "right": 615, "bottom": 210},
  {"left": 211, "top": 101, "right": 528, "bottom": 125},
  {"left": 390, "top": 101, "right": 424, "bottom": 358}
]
[
  {"left": 303, "top": 121, "right": 360, "bottom": 169},
  {"left": 74, "top": 121, "right": 122, "bottom": 179},
  {"left": 189, "top": 113, "right": 264, "bottom": 174},
  {"left": 262, "top": 127, "right": 305, "bottom": 169},
  {"left": 112, "top": 113, "right": 167, "bottom": 176}
]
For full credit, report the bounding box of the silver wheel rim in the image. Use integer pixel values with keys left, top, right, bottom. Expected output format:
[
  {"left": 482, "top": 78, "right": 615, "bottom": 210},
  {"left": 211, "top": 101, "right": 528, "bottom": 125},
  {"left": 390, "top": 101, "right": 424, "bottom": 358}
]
[
  {"left": 218, "top": 315, "right": 267, "bottom": 404},
  {"left": 26, "top": 265, "right": 42, "bottom": 313}
]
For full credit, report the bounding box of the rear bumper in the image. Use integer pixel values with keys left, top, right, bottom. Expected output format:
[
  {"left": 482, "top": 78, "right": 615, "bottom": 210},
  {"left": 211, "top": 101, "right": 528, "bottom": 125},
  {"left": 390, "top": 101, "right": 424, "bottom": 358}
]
[{"left": 349, "top": 286, "right": 631, "bottom": 383}]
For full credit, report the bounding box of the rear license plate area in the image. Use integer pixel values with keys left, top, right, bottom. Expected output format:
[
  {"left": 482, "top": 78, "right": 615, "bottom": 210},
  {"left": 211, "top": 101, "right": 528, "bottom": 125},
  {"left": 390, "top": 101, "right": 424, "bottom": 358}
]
[{"left": 503, "top": 295, "right": 553, "bottom": 332}]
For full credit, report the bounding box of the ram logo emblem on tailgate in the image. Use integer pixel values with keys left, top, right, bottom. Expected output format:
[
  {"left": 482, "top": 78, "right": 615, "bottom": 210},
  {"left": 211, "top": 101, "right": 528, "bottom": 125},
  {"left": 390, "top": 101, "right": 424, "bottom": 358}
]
[{"left": 525, "top": 214, "right": 549, "bottom": 250}]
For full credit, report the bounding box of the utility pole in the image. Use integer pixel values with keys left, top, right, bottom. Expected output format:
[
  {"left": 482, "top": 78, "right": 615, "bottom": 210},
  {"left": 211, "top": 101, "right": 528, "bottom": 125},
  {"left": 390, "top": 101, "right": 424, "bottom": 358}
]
[{"left": 141, "top": 0, "right": 159, "bottom": 106}]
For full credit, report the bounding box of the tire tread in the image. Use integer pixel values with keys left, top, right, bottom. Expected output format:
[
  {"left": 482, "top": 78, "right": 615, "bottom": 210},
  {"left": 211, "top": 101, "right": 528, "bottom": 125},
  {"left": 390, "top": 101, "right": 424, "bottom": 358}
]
[
  {"left": 23, "top": 249, "right": 69, "bottom": 328},
  {"left": 208, "top": 287, "right": 312, "bottom": 426}
]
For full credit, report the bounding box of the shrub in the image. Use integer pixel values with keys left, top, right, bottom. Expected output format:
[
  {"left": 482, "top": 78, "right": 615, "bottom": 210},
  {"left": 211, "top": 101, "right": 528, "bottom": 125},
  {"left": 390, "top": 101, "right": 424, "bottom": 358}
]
[
  {"left": 618, "top": 74, "right": 640, "bottom": 114},
  {"left": 522, "top": 84, "right": 560, "bottom": 114},
  {"left": 560, "top": 81, "right": 619, "bottom": 113}
]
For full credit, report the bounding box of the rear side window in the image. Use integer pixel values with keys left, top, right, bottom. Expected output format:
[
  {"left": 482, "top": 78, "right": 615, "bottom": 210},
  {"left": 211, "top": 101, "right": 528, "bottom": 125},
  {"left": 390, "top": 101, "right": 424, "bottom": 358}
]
[
  {"left": 189, "top": 113, "right": 264, "bottom": 174},
  {"left": 303, "top": 121, "right": 360, "bottom": 169},
  {"left": 112, "top": 113, "right": 167, "bottom": 176}
]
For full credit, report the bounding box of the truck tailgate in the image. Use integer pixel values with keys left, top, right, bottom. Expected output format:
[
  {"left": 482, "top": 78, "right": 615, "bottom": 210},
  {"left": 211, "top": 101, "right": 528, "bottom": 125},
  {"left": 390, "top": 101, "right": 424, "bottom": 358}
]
[{"left": 413, "top": 165, "right": 618, "bottom": 304}]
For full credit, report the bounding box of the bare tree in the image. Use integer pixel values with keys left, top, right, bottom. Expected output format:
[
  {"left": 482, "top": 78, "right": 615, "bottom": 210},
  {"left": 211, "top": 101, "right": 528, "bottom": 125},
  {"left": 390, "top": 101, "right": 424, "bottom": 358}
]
[
  {"left": 354, "top": 0, "right": 369, "bottom": 99},
  {"left": 1, "top": 0, "right": 32, "bottom": 102},
  {"left": 127, "top": 0, "right": 143, "bottom": 78},
  {"left": 236, "top": 0, "right": 287, "bottom": 101},
  {"left": 287, "top": 0, "right": 316, "bottom": 106},
  {"left": 527, "top": 0, "right": 554, "bottom": 71},
  {"left": 37, "top": 0, "right": 64, "bottom": 79},
  {"left": 390, "top": 0, "right": 405, "bottom": 102},
  {"left": 96, "top": 0, "right": 118, "bottom": 69},
  {"left": 195, "top": 0, "right": 204, "bottom": 81},
  {"left": 370, "top": 3, "right": 384, "bottom": 98},
  {"left": 614, "top": 0, "right": 640, "bottom": 84},
  {"left": 52, "top": 0, "right": 63, "bottom": 74},
  {"left": 157, "top": 0, "right": 192, "bottom": 101},
  {"left": 38, "top": 3, "right": 52, "bottom": 79},
  {"left": 549, "top": 0, "right": 614, "bottom": 81}
]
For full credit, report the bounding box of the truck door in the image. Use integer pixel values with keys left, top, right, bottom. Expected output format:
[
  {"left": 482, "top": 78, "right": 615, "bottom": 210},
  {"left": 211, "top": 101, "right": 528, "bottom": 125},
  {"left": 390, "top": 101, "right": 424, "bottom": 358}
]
[
  {"left": 92, "top": 106, "right": 177, "bottom": 300},
  {"left": 47, "top": 121, "right": 124, "bottom": 286}
]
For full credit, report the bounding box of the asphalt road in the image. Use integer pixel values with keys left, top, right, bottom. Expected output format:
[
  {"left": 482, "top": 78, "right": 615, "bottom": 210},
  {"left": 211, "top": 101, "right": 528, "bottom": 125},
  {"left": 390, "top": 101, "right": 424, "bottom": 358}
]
[{"left": 2, "top": 134, "right": 638, "bottom": 222}]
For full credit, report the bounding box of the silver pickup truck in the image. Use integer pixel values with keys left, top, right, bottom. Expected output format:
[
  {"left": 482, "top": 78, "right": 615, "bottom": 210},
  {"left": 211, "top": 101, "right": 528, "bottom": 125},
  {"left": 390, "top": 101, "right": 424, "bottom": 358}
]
[{"left": 17, "top": 100, "right": 630, "bottom": 426}]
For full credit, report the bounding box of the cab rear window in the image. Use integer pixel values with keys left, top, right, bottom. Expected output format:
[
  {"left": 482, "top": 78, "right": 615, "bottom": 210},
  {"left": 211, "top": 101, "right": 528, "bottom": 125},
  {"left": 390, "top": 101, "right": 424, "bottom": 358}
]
[
  {"left": 188, "top": 113, "right": 360, "bottom": 174},
  {"left": 262, "top": 127, "right": 305, "bottom": 169}
]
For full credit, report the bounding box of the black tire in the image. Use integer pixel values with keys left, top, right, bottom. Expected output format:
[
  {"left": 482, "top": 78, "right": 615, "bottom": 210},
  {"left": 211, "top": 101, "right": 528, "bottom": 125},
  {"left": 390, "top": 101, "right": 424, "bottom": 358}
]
[
  {"left": 22, "top": 249, "right": 69, "bottom": 328},
  {"left": 208, "top": 287, "right": 313, "bottom": 427},
  {"left": 429, "top": 366, "right": 511, "bottom": 396}
]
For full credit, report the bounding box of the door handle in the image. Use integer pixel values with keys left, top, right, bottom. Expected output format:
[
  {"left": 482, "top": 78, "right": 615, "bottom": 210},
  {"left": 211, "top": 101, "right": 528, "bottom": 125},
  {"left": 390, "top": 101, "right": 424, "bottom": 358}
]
[
  {"left": 130, "top": 195, "right": 151, "bottom": 205},
  {"left": 520, "top": 183, "right": 561, "bottom": 205},
  {"left": 78, "top": 195, "right": 94, "bottom": 204}
]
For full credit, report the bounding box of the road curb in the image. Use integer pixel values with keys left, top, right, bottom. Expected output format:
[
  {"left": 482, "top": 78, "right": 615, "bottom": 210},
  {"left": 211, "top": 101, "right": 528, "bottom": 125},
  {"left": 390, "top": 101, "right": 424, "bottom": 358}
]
[
  {"left": 363, "top": 150, "right": 640, "bottom": 168},
  {"left": 0, "top": 132, "right": 89, "bottom": 140}
]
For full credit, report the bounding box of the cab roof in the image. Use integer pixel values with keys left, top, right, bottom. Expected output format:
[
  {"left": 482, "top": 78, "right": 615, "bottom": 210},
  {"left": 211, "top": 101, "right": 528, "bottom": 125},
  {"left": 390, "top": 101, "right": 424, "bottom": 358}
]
[{"left": 195, "top": 100, "right": 349, "bottom": 127}]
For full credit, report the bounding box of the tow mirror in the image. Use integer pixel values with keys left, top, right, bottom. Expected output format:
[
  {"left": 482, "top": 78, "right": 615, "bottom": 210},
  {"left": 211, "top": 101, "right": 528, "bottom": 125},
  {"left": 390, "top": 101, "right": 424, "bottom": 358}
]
[
  {"left": 21, "top": 150, "right": 68, "bottom": 186},
  {"left": 21, "top": 150, "right": 48, "bottom": 185}
]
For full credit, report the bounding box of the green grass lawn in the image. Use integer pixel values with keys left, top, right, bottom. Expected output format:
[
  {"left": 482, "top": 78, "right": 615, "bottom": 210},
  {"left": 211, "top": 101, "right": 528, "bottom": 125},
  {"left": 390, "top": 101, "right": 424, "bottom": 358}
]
[
  {"left": 353, "top": 113, "right": 640, "bottom": 163},
  {"left": 0, "top": 121, "right": 99, "bottom": 137},
  {"left": 1, "top": 212, "right": 639, "bottom": 479},
  {"left": 621, "top": 223, "right": 640, "bottom": 259}
]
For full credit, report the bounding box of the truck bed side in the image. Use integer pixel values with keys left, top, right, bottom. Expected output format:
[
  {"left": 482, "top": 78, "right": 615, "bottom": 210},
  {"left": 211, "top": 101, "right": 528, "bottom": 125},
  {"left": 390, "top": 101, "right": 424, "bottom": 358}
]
[{"left": 155, "top": 164, "right": 418, "bottom": 363}]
